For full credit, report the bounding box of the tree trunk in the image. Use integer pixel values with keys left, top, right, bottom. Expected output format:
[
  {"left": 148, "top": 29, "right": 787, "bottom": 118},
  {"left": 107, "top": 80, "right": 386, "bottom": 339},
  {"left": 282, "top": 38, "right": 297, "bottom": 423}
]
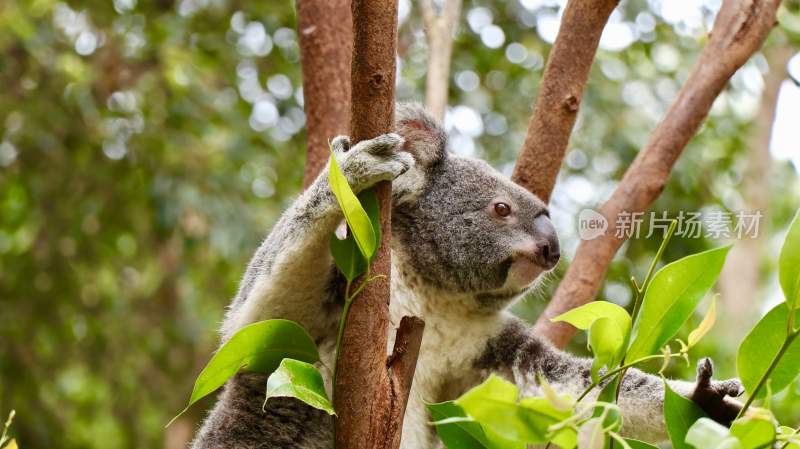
[
  {"left": 298, "top": 0, "right": 353, "bottom": 188},
  {"left": 334, "top": 1, "right": 424, "bottom": 448},
  {"left": 420, "top": 0, "right": 463, "bottom": 122},
  {"left": 718, "top": 45, "right": 792, "bottom": 331},
  {"left": 533, "top": 0, "right": 782, "bottom": 348},
  {"left": 511, "top": 0, "right": 619, "bottom": 203}
]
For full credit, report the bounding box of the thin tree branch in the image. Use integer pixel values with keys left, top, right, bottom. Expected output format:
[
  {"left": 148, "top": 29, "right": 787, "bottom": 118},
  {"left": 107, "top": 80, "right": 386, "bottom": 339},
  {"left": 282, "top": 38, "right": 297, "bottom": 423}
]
[
  {"left": 511, "top": 0, "right": 620, "bottom": 203},
  {"left": 297, "top": 0, "right": 353, "bottom": 188},
  {"left": 386, "top": 316, "right": 425, "bottom": 449},
  {"left": 535, "top": 0, "right": 782, "bottom": 349},
  {"left": 420, "top": 0, "right": 463, "bottom": 122},
  {"left": 334, "top": 1, "right": 424, "bottom": 448}
]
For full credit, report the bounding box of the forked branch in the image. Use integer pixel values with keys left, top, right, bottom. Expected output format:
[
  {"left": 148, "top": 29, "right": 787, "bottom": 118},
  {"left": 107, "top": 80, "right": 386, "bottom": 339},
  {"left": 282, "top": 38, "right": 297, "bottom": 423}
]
[{"left": 535, "top": 0, "right": 782, "bottom": 348}]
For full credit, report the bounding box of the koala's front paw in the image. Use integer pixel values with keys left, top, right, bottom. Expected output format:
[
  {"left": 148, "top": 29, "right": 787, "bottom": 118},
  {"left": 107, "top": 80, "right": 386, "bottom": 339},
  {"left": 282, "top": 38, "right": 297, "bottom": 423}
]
[
  {"left": 332, "top": 133, "right": 414, "bottom": 193},
  {"left": 689, "top": 358, "right": 744, "bottom": 426}
]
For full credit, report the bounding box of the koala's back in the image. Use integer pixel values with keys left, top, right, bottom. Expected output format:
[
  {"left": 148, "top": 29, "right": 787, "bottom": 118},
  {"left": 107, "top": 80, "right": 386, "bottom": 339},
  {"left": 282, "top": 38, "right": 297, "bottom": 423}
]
[{"left": 193, "top": 372, "right": 333, "bottom": 449}]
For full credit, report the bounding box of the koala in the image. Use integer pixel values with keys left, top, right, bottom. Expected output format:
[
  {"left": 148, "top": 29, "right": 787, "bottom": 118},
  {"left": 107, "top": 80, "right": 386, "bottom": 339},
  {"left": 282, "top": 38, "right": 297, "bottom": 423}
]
[{"left": 192, "top": 104, "right": 743, "bottom": 449}]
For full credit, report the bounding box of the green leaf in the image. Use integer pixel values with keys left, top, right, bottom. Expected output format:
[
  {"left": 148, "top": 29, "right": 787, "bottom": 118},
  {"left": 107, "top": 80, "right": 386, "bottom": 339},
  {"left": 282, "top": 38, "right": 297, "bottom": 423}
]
[
  {"left": 778, "top": 426, "right": 800, "bottom": 449},
  {"left": 589, "top": 317, "right": 625, "bottom": 382},
  {"left": 663, "top": 379, "right": 707, "bottom": 449},
  {"left": 427, "top": 401, "right": 496, "bottom": 449},
  {"left": 552, "top": 301, "right": 631, "bottom": 376},
  {"left": 551, "top": 301, "right": 632, "bottom": 333},
  {"left": 330, "top": 232, "right": 367, "bottom": 283},
  {"left": 170, "top": 319, "right": 319, "bottom": 425},
  {"left": 265, "top": 359, "right": 334, "bottom": 415},
  {"left": 687, "top": 296, "right": 717, "bottom": 348},
  {"left": 737, "top": 303, "right": 800, "bottom": 399},
  {"left": 329, "top": 186, "right": 382, "bottom": 283},
  {"left": 455, "top": 375, "right": 571, "bottom": 444},
  {"left": 685, "top": 418, "right": 742, "bottom": 449},
  {"left": 730, "top": 416, "right": 776, "bottom": 449},
  {"left": 627, "top": 246, "right": 731, "bottom": 361},
  {"left": 779, "top": 210, "right": 800, "bottom": 311},
  {"left": 328, "top": 152, "right": 378, "bottom": 260},
  {"left": 624, "top": 439, "right": 660, "bottom": 449}
]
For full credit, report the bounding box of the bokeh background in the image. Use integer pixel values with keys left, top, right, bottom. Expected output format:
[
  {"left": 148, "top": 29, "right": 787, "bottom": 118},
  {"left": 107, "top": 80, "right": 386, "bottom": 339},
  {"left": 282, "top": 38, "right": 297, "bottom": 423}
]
[{"left": 1, "top": 0, "right": 799, "bottom": 447}]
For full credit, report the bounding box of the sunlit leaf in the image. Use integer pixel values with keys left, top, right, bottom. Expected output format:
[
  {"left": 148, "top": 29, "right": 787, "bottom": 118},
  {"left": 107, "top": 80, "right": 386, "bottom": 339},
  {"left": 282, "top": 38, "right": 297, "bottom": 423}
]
[
  {"left": 328, "top": 152, "right": 378, "bottom": 260},
  {"left": 664, "top": 379, "right": 707, "bottom": 449},
  {"left": 265, "top": 358, "right": 334, "bottom": 415},
  {"left": 552, "top": 301, "right": 631, "bottom": 377},
  {"left": 687, "top": 296, "right": 717, "bottom": 348},
  {"left": 589, "top": 317, "right": 625, "bottom": 382},
  {"left": 730, "top": 416, "right": 776, "bottom": 449},
  {"left": 779, "top": 210, "right": 800, "bottom": 311},
  {"left": 685, "top": 418, "right": 741, "bottom": 449},
  {"left": 455, "top": 375, "right": 571, "bottom": 444},
  {"left": 551, "top": 301, "right": 632, "bottom": 333},
  {"left": 737, "top": 303, "right": 800, "bottom": 399},
  {"left": 779, "top": 426, "right": 800, "bottom": 449},
  {"left": 170, "top": 319, "right": 319, "bottom": 425},
  {"left": 627, "top": 246, "right": 731, "bottom": 362}
]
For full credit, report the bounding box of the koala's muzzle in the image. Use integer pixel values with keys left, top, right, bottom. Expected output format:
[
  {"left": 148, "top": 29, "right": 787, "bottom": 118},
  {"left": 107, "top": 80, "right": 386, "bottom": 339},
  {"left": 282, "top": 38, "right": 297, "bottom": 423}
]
[{"left": 533, "top": 214, "right": 560, "bottom": 270}]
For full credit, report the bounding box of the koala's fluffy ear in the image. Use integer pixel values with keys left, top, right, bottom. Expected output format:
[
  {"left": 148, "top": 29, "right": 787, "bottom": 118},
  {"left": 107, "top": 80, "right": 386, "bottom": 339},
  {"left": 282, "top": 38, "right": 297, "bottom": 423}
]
[{"left": 395, "top": 103, "right": 447, "bottom": 169}]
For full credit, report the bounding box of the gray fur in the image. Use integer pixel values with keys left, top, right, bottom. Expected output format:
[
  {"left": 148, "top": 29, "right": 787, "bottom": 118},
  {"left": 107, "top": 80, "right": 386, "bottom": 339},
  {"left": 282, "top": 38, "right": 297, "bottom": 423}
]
[{"left": 192, "top": 104, "right": 741, "bottom": 449}]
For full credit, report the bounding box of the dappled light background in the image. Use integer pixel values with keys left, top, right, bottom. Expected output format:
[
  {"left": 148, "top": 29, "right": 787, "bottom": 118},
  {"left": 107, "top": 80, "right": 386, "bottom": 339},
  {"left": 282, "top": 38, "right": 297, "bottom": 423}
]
[{"left": 1, "top": 0, "right": 799, "bottom": 447}]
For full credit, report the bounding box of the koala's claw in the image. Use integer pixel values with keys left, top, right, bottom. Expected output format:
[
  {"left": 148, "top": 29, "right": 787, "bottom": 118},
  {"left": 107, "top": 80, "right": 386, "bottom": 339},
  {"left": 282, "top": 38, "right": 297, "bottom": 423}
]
[
  {"left": 331, "top": 135, "right": 351, "bottom": 153},
  {"left": 333, "top": 133, "right": 414, "bottom": 194},
  {"left": 690, "top": 358, "right": 744, "bottom": 426}
]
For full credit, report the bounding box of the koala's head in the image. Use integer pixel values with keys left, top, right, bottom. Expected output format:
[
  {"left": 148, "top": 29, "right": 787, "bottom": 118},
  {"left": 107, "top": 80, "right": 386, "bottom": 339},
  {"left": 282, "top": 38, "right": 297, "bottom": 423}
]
[{"left": 392, "top": 104, "right": 560, "bottom": 310}]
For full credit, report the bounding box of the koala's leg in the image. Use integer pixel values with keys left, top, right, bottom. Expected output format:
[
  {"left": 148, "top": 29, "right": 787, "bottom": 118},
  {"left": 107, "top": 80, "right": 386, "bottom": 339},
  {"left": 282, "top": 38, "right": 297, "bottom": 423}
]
[
  {"left": 475, "top": 318, "right": 743, "bottom": 444},
  {"left": 221, "top": 133, "right": 412, "bottom": 341}
]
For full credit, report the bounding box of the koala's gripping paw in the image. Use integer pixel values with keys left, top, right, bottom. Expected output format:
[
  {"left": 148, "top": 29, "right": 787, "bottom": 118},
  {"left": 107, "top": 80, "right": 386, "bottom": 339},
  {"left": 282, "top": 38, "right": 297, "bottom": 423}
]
[
  {"left": 689, "top": 358, "right": 744, "bottom": 426},
  {"left": 331, "top": 133, "right": 414, "bottom": 193}
]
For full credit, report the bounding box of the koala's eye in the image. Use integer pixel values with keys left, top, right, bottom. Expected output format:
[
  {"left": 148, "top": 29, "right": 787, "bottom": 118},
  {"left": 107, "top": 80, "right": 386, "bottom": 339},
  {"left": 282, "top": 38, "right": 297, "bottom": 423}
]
[{"left": 494, "top": 202, "right": 512, "bottom": 217}]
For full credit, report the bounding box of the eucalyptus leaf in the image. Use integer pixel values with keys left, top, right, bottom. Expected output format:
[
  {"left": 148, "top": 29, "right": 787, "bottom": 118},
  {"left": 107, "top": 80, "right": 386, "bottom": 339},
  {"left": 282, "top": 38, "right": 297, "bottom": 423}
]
[
  {"left": 685, "top": 418, "right": 741, "bottom": 449},
  {"left": 330, "top": 232, "right": 367, "bottom": 283},
  {"left": 663, "top": 379, "right": 707, "bottom": 449},
  {"left": 169, "top": 319, "right": 319, "bottom": 425},
  {"left": 265, "top": 358, "right": 334, "bottom": 415},
  {"left": 427, "top": 401, "right": 497, "bottom": 449},
  {"left": 730, "top": 416, "right": 775, "bottom": 449},
  {"left": 779, "top": 210, "right": 800, "bottom": 311},
  {"left": 455, "top": 375, "right": 570, "bottom": 444},
  {"left": 329, "top": 190, "right": 381, "bottom": 282},
  {"left": 328, "top": 152, "right": 378, "bottom": 260},
  {"left": 589, "top": 317, "right": 625, "bottom": 382},
  {"left": 778, "top": 426, "right": 800, "bottom": 449},
  {"left": 737, "top": 303, "right": 800, "bottom": 399},
  {"left": 551, "top": 301, "right": 632, "bottom": 333},
  {"left": 687, "top": 296, "right": 717, "bottom": 348},
  {"left": 627, "top": 245, "right": 731, "bottom": 362}
]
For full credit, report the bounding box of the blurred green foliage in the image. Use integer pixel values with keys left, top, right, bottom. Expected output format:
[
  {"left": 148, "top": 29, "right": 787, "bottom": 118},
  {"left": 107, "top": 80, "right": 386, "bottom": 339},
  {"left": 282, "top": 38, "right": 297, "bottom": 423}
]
[{"left": 0, "top": 0, "right": 798, "bottom": 447}]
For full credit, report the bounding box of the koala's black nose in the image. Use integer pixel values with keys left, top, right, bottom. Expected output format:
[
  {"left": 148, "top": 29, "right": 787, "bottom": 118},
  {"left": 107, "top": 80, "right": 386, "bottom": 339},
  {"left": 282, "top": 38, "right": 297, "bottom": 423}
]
[{"left": 533, "top": 214, "right": 560, "bottom": 270}]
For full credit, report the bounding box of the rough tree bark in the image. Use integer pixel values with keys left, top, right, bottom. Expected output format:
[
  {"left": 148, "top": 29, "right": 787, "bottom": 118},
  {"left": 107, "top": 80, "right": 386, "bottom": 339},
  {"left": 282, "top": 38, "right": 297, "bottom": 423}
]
[
  {"left": 420, "top": 0, "right": 463, "bottom": 122},
  {"left": 297, "top": 0, "right": 353, "bottom": 188},
  {"left": 511, "top": 0, "right": 619, "bottom": 203},
  {"left": 334, "top": 1, "right": 425, "bottom": 449},
  {"left": 533, "top": 0, "right": 783, "bottom": 348}
]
